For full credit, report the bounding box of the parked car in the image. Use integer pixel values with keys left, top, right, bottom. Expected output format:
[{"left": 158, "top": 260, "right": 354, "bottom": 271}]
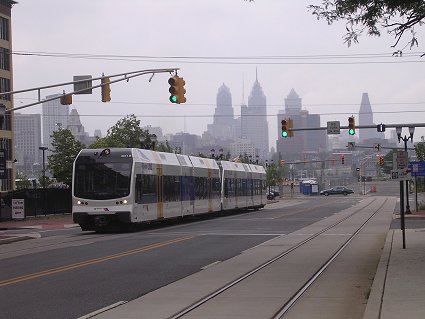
[
  {"left": 320, "top": 186, "right": 354, "bottom": 196},
  {"left": 267, "top": 191, "right": 280, "bottom": 200}
]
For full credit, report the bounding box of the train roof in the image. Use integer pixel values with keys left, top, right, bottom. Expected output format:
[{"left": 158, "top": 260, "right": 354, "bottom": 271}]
[
  {"left": 189, "top": 156, "right": 219, "bottom": 169},
  {"left": 132, "top": 149, "right": 181, "bottom": 166}
]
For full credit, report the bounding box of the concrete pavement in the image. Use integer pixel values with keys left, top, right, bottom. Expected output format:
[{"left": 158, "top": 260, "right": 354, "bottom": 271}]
[{"left": 2, "top": 197, "right": 425, "bottom": 318}]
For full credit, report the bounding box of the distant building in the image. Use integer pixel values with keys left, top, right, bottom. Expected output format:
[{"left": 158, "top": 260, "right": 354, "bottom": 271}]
[
  {"left": 67, "top": 108, "right": 98, "bottom": 146},
  {"left": 241, "top": 74, "right": 269, "bottom": 160},
  {"left": 170, "top": 132, "right": 202, "bottom": 155},
  {"left": 230, "top": 138, "right": 256, "bottom": 160},
  {"left": 14, "top": 113, "right": 42, "bottom": 176},
  {"left": 142, "top": 125, "right": 164, "bottom": 142},
  {"left": 42, "top": 94, "right": 69, "bottom": 153},
  {"left": 358, "top": 93, "right": 385, "bottom": 142},
  {"left": 207, "top": 84, "right": 236, "bottom": 140},
  {"left": 276, "top": 89, "right": 326, "bottom": 158}
]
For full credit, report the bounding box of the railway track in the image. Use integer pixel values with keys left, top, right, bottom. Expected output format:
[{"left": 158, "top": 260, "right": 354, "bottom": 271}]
[{"left": 163, "top": 197, "right": 392, "bottom": 319}]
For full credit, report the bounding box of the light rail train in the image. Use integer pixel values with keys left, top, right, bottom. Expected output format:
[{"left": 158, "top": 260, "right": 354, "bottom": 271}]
[{"left": 72, "top": 148, "right": 267, "bottom": 231}]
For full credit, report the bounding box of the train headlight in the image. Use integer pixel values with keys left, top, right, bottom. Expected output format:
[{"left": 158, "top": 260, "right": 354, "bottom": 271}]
[
  {"left": 123, "top": 200, "right": 128, "bottom": 204},
  {"left": 77, "top": 201, "right": 82, "bottom": 205}
]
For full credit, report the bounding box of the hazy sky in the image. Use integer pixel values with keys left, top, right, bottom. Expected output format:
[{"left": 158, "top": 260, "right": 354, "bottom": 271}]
[{"left": 11, "top": 0, "right": 425, "bottom": 147}]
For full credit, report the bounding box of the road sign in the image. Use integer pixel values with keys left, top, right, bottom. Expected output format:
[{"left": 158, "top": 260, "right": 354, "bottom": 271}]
[
  {"left": 327, "top": 121, "right": 340, "bottom": 135},
  {"left": 396, "top": 150, "right": 408, "bottom": 169},
  {"left": 409, "top": 161, "right": 425, "bottom": 177},
  {"left": 12, "top": 199, "right": 25, "bottom": 220},
  {"left": 391, "top": 168, "right": 411, "bottom": 181}
]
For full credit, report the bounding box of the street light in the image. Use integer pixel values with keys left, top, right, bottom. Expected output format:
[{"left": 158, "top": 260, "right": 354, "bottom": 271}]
[
  {"left": 39, "top": 146, "right": 48, "bottom": 189},
  {"left": 140, "top": 134, "right": 157, "bottom": 150},
  {"left": 396, "top": 127, "right": 415, "bottom": 214},
  {"left": 39, "top": 146, "right": 48, "bottom": 216}
]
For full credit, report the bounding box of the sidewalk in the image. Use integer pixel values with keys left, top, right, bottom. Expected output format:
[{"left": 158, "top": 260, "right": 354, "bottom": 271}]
[
  {"left": 364, "top": 207, "right": 425, "bottom": 318},
  {"left": 0, "top": 214, "right": 78, "bottom": 244}
]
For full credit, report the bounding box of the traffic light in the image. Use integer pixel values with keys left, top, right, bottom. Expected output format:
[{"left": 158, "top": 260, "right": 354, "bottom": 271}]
[
  {"left": 169, "top": 76, "right": 178, "bottom": 103},
  {"left": 348, "top": 116, "right": 355, "bottom": 135},
  {"left": 60, "top": 94, "right": 72, "bottom": 105},
  {"left": 101, "top": 77, "right": 111, "bottom": 102},
  {"left": 341, "top": 155, "right": 345, "bottom": 164},
  {"left": 168, "top": 76, "right": 186, "bottom": 104},
  {"left": 287, "top": 118, "right": 294, "bottom": 137},
  {"left": 281, "top": 119, "right": 288, "bottom": 137},
  {"left": 378, "top": 155, "right": 385, "bottom": 166}
]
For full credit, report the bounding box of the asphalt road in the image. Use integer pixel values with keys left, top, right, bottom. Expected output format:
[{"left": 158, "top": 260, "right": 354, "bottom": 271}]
[{"left": 0, "top": 185, "right": 404, "bottom": 319}]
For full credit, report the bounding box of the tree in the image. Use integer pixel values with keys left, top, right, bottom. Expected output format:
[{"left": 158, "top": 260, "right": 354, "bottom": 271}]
[
  {"left": 308, "top": 1, "right": 425, "bottom": 48},
  {"left": 15, "top": 172, "right": 32, "bottom": 190},
  {"left": 48, "top": 129, "right": 84, "bottom": 186},
  {"left": 415, "top": 141, "right": 425, "bottom": 161},
  {"left": 89, "top": 114, "right": 146, "bottom": 148}
]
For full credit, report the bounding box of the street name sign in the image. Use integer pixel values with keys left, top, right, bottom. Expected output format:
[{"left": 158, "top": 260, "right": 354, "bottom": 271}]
[
  {"left": 327, "top": 121, "right": 340, "bottom": 134},
  {"left": 409, "top": 161, "right": 425, "bottom": 177}
]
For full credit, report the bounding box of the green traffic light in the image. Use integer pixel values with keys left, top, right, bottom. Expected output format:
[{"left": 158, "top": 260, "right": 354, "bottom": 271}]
[
  {"left": 170, "top": 95, "right": 177, "bottom": 103},
  {"left": 349, "top": 128, "right": 355, "bottom": 135},
  {"left": 282, "top": 131, "right": 288, "bottom": 137}
]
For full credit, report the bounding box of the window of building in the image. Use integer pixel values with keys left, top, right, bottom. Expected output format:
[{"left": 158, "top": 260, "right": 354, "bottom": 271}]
[
  {"left": 0, "top": 48, "right": 9, "bottom": 70},
  {"left": 0, "top": 77, "right": 10, "bottom": 100},
  {"left": 0, "top": 17, "right": 9, "bottom": 41}
]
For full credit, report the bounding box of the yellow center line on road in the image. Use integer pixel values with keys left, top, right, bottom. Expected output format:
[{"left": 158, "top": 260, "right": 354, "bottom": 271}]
[{"left": 0, "top": 236, "right": 194, "bottom": 287}]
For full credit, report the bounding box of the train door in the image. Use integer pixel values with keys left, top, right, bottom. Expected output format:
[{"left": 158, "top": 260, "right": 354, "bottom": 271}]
[{"left": 156, "top": 166, "right": 164, "bottom": 219}]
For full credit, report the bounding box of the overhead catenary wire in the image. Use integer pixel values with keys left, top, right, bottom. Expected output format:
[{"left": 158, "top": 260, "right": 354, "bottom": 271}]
[{"left": 10, "top": 50, "right": 425, "bottom": 65}]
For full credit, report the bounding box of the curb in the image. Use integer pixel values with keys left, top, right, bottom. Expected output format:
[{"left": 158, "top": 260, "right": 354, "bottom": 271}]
[
  {"left": 363, "top": 229, "right": 394, "bottom": 319},
  {"left": 0, "top": 232, "right": 41, "bottom": 245}
]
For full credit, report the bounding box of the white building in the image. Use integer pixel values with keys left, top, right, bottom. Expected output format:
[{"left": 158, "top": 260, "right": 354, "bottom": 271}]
[
  {"left": 14, "top": 113, "right": 42, "bottom": 175},
  {"left": 42, "top": 94, "right": 69, "bottom": 153},
  {"left": 230, "top": 138, "right": 256, "bottom": 160}
]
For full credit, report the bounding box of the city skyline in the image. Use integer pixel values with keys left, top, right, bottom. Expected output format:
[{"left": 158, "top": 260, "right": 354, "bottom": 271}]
[{"left": 10, "top": 1, "right": 425, "bottom": 147}]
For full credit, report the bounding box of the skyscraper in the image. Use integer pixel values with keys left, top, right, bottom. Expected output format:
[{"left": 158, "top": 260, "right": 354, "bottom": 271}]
[
  {"left": 358, "top": 93, "right": 384, "bottom": 142},
  {"left": 276, "top": 89, "right": 326, "bottom": 157},
  {"left": 241, "top": 73, "right": 269, "bottom": 159},
  {"left": 14, "top": 113, "right": 41, "bottom": 176},
  {"left": 207, "top": 84, "right": 235, "bottom": 141},
  {"left": 42, "top": 94, "right": 69, "bottom": 153}
]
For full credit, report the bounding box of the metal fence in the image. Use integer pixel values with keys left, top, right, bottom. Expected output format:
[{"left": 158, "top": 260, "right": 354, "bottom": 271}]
[{"left": 0, "top": 188, "right": 71, "bottom": 220}]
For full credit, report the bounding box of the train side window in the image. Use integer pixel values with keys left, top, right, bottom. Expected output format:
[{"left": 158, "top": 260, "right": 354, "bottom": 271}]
[
  {"left": 142, "top": 174, "right": 156, "bottom": 204},
  {"left": 136, "top": 174, "right": 143, "bottom": 203}
]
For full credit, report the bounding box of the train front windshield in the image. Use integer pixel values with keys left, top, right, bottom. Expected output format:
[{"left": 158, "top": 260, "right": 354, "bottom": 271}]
[{"left": 74, "top": 154, "right": 133, "bottom": 200}]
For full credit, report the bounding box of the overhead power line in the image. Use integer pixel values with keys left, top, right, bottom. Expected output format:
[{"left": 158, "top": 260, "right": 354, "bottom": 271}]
[{"left": 11, "top": 50, "right": 425, "bottom": 65}]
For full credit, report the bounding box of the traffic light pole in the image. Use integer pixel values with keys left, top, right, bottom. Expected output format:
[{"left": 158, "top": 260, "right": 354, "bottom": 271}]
[
  {"left": 288, "top": 122, "right": 425, "bottom": 133},
  {"left": 2, "top": 68, "right": 180, "bottom": 112}
]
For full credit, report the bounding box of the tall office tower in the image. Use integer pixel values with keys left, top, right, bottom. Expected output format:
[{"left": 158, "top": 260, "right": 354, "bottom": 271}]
[
  {"left": 241, "top": 74, "right": 269, "bottom": 159},
  {"left": 207, "top": 84, "right": 235, "bottom": 140},
  {"left": 276, "top": 89, "right": 326, "bottom": 157},
  {"left": 284, "top": 89, "right": 302, "bottom": 115},
  {"left": 215, "top": 84, "right": 234, "bottom": 126},
  {"left": 358, "top": 93, "right": 384, "bottom": 142},
  {"left": 42, "top": 94, "right": 69, "bottom": 153},
  {"left": 14, "top": 113, "right": 42, "bottom": 176},
  {"left": 0, "top": 1, "right": 17, "bottom": 191}
]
